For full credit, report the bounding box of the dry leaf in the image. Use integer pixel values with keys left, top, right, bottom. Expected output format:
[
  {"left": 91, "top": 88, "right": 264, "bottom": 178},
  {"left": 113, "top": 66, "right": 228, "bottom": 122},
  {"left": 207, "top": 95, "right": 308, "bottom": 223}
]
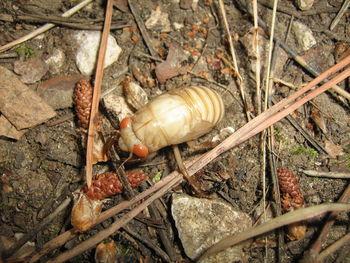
[
  {"left": 324, "top": 140, "right": 343, "bottom": 159},
  {"left": 310, "top": 106, "right": 327, "bottom": 134},
  {"left": 155, "top": 43, "right": 188, "bottom": 84}
]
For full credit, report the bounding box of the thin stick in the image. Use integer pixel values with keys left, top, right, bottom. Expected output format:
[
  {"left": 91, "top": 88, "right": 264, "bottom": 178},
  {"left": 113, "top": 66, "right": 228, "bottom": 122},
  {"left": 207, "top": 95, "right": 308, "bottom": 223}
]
[
  {"left": 123, "top": 226, "right": 171, "bottom": 263},
  {"left": 330, "top": 0, "right": 350, "bottom": 30},
  {"left": 0, "top": 13, "right": 128, "bottom": 30},
  {"left": 173, "top": 145, "right": 204, "bottom": 196},
  {"left": 302, "top": 170, "right": 350, "bottom": 179},
  {"left": 85, "top": 0, "right": 114, "bottom": 187},
  {"left": 261, "top": 1, "right": 278, "bottom": 260},
  {"left": 200, "top": 203, "right": 350, "bottom": 259},
  {"left": 218, "top": 0, "right": 250, "bottom": 121},
  {"left": 0, "top": 0, "right": 93, "bottom": 53},
  {"left": 252, "top": 0, "right": 261, "bottom": 115},
  {"left": 128, "top": 0, "right": 160, "bottom": 59},
  {"left": 3, "top": 197, "right": 72, "bottom": 258},
  {"left": 257, "top": 0, "right": 339, "bottom": 19},
  {"left": 317, "top": 232, "right": 350, "bottom": 262},
  {"left": 263, "top": 0, "right": 278, "bottom": 110}
]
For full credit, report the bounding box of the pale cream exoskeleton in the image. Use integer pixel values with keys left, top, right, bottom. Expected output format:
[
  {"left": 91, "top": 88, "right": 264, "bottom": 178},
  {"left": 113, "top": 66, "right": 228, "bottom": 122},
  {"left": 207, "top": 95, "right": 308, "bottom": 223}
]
[{"left": 118, "top": 86, "right": 225, "bottom": 158}]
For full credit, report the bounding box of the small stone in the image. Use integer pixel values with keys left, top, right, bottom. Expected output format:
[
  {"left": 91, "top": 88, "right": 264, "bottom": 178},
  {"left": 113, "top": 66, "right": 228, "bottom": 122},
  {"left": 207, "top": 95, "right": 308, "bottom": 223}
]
[
  {"left": 180, "top": 0, "right": 192, "bottom": 9},
  {"left": 123, "top": 78, "right": 149, "bottom": 110},
  {"left": 293, "top": 21, "right": 316, "bottom": 51},
  {"left": 0, "top": 116, "right": 27, "bottom": 139},
  {"left": 37, "top": 74, "right": 87, "bottom": 109},
  {"left": 172, "top": 194, "right": 252, "bottom": 262},
  {"left": 145, "top": 6, "right": 172, "bottom": 33},
  {"left": 45, "top": 48, "right": 65, "bottom": 74},
  {"left": 173, "top": 22, "right": 184, "bottom": 30},
  {"left": 103, "top": 93, "right": 134, "bottom": 124},
  {"left": 295, "top": 0, "right": 314, "bottom": 11},
  {"left": 192, "top": 0, "right": 199, "bottom": 10},
  {"left": 0, "top": 66, "right": 56, "bottom": 130},
  {"left": 212, "top": 126, "right": 235, "bottom": 143},
  {"left": 14, "top": 58, "right": 48, "bottom": 84},
  {"left": 74, "top": 31, "right": 122, "bottom": 75}
]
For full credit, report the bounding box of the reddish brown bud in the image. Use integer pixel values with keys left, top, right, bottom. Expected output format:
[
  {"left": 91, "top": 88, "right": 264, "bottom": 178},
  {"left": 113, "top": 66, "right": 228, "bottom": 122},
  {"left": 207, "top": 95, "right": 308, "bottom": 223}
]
[
  {"left": 84, "top": 171, "right": 148, "bottom": 200},
  {"left": 277, "top": 167, "right": 303, "bottom": 199},
  {"left": 73, "top": 80, "right": 93, "bottom": 129},
  {"left": 277, "top": 166, "right": 306, "bottom": 240}
]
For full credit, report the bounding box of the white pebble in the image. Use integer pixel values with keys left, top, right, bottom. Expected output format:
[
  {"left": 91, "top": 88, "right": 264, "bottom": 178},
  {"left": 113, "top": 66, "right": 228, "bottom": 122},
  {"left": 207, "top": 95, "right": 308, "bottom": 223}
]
[
  {"left": 74, "top": 31, "right": 122, "bottom": 75},
  {"left": 293, "top": 21, "right": 316, "bottom": 51},
  {"left": 145, "top": 6, "right": 171, "bottom": 33},
  {"left": 295, "top": 0, "right": 314, "bottom": 11},
  {"left": 45, "top": 48, "right": 65, "bottom": 74}
]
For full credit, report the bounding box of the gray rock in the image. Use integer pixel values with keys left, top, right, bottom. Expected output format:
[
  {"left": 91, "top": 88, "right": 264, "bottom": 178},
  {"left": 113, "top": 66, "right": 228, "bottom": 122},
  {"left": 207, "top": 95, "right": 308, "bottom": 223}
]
[
  {"left": 123, "top": 80, "right": 149, "bottom": 110},
  {"left": 14, "top": 58, "right": 48, "bottom": 84},
  {"left": 74, "top": 31, "right": 122, "bottom": 75},
  {"left": 172, "top": 194, "right": 252, "bottom": 262},
  {"left": 45, "top": 48, "right": 65, "bottom": 74},
  {"left": 103, "top": 92, "right": 134, "bottom": 125},
  {"left": 293, "top": 21, "right": 316, "bottom": 51},
  {"left": 295, "top": 0, "right": 314, "bottom": 10},
  {"left": 145, "top": 6, "right": 171, "bottom": 33},
  {"left": 37, "top": 74, "right": 87, "bottom": 110}
]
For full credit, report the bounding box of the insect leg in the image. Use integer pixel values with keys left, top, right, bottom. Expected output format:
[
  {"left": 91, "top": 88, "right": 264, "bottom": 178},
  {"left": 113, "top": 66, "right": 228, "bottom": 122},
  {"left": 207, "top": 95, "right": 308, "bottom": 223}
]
[{"left": 172, "top": 145, "right": 205, "bottom": 197}]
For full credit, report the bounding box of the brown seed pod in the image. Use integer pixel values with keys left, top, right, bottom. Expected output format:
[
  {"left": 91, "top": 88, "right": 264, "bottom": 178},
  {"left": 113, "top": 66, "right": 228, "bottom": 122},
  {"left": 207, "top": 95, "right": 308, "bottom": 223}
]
[
  {"left": 95, "top": 240, "right": 118, "bottom": 263},
  {"left": 73, "top": 79, "right": 93, "bottom": 129},
  {"left": 83, "top": 171, "right": 148, "bottom": 200},
  {"left": 71, "top": 192, "right": 103, "bottom": 232},
  {"left": 277, "top": 166, "right": 306, "bottom": 240},
  {"left": 277, "top": 167, "right": 305, "bottom": 208}
]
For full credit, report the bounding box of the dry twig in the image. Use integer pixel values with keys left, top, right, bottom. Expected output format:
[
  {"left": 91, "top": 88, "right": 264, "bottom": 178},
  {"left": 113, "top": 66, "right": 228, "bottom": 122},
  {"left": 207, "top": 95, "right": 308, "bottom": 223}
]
[
  {"left": 85, "top": 0, "right": 114, "bottom": 187},
  {"left": 330, "top": 0, "right": 350, "bottom": 30},
  {"left": 302, "top": 170, "right": 350, "bottom": 179},
  {"left": 0, "top": 0, "right": 93, "bottom": 53},
  {"left": 218, "top": 0, "right": 250, "bottom": 121}
]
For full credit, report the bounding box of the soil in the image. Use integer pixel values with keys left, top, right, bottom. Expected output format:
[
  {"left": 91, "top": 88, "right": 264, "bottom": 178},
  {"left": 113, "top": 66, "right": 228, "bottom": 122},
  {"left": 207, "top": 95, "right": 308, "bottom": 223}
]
[{"left": 0, "top": 0, "right": 349, "bottom": 262}]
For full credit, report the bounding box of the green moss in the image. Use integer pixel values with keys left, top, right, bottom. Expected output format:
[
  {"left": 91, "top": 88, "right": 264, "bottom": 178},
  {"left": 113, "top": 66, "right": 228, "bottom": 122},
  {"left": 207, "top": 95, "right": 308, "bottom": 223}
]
[
  {"left": 274, "top": 129, "right": 286, "bottom": 142},
  {"left": 345, "top": 154, "right": 350, "bottom": 168},
  {"left": 292, "top": 146, "right": 318, "bottom": 160},
  {"left": 39, "top": 162, "right": 48, "bottom": 172},
  {"left": 152, "top": 171, "right": 162, "bottom": 183},
  {"left": 15, "top": 46, "right": 35, "bottom": 59}
]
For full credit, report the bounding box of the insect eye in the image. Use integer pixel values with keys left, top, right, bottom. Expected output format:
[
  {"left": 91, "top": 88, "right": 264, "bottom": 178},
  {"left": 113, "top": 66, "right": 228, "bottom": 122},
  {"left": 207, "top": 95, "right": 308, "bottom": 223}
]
[
  {"left": 133, "top": 144, "right": 149, "bottom": 158},
  {"left": 120, "top": 117, "right": 132, "bottom": 129}
]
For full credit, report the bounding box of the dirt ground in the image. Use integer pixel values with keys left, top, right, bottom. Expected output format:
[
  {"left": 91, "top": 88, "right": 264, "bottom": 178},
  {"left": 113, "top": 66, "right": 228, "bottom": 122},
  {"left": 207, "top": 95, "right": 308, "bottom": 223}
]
[{"left": 0, "top": 0, "right": 349, "bottom": 262}]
